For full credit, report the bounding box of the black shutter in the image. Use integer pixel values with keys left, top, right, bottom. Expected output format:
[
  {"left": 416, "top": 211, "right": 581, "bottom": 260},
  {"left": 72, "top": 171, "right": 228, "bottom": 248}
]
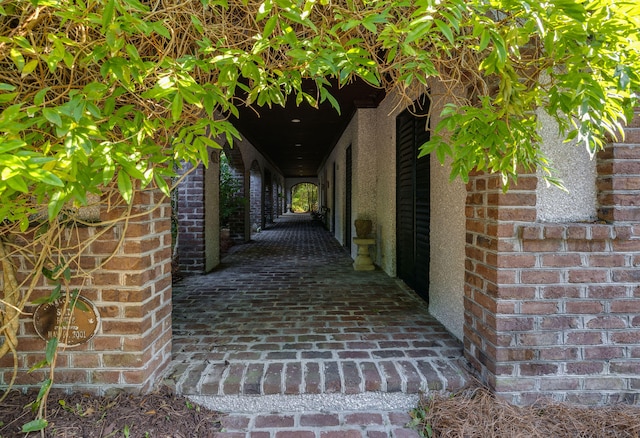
[
  {"left": 345, "top": 145, "right": 352, "bottom": 247},
  {"left": 396, "top": 96, "right": 430, "bottom": 302}
]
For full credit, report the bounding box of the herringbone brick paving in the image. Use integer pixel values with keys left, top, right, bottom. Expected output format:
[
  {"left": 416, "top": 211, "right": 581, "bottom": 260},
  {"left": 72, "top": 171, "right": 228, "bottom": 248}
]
[{"left": 166, "top": 213, "right": 469, "bottom": 436}]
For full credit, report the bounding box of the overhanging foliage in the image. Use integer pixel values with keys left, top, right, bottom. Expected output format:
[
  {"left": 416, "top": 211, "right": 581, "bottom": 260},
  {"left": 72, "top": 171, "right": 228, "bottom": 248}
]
[
  {"left": 0, "top": 0, "right": 638, "bottom": 429},
  {"left": 0, "top": 0, "right": 638, "bottom": 223}
]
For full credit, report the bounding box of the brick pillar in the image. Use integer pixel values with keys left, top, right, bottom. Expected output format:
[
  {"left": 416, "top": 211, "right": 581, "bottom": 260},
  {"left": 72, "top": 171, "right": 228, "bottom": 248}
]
[
  {"left": 227, "top": 169, "right": 247, "bottom": 242},
  {"left": 466, "top": 112, "right": 640, "bottom": 405},
  {"left": 177, "top": 163, "right": 206, "bottom": 273},
  {"left": 597, "top": 111, "right": 640, "bottom": 222},
  {"left": 464, "top": 171, "right": 538, "bottom": 391},
  {"left": 1, "top": 188, "right": 172, "bottom": 394}
]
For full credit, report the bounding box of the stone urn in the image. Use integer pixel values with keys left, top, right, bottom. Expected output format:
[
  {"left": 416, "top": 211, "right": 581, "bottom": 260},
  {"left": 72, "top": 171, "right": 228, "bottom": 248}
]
[{"left": 354, "top": 219, "right": 372, "bottom": 238}]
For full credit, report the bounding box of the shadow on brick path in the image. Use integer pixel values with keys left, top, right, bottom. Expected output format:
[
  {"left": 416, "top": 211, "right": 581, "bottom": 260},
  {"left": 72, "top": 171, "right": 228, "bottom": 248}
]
[{"left": 165, "top": 213, "right": 470, "bottom": 436}]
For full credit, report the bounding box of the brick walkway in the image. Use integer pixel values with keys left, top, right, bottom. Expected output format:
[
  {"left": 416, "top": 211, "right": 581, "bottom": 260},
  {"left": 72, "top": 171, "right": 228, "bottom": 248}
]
[{"left": 165, "top": 213, "right": 469, "bottom": 436}]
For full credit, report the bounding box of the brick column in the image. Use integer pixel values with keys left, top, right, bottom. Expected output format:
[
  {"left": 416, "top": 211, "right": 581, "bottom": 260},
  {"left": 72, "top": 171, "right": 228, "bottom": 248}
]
[
  {"left": 177, "top": 163, "right": 206, "bottom": 274},
  {"left": 1, "top": 188, "right": 172, "bottom": 393},
  {"left": 597, "top": 111, "right": 640, "bottom": 222},
  {"left": 464, "top": 171, "right": 538, "bottom": 391},
  {"left": 465, "top": 113, "right": 640, "bottom": 405}
]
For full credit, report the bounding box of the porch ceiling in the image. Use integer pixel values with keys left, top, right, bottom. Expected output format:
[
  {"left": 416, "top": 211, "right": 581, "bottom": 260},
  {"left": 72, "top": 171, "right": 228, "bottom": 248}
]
[{"left": 230, "top": 78, "right": 386, "bottom": 178}]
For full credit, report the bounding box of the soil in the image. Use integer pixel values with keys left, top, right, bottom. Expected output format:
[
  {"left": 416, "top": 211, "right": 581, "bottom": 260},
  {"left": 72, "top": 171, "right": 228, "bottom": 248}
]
[
  {"left": 0, "top": 386, "right": 222, "bottom": 438},
  {"left": 2, "top": 384, "right": 640, "bottom": 437}
]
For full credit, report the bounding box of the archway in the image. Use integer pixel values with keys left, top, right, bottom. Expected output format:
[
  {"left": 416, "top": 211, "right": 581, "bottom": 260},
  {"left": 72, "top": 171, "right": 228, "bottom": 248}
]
[
  {"left": 290, "top": 182, "right": 319, "bottom": 213},
  {"left": 221, "top": 144, "right": 247, "bottom": 242}
]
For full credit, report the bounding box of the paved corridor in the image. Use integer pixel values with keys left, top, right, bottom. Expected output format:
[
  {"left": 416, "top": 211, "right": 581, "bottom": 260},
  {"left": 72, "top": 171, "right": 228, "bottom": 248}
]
[{"left": 165, "top": 213, "right": 469, "bottom": 436}]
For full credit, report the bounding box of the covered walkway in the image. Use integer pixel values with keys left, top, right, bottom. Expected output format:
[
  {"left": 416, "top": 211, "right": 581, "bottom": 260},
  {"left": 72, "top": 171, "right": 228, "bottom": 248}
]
[{"left": 165, "top": 213, "right": 469, "bottom": 435}]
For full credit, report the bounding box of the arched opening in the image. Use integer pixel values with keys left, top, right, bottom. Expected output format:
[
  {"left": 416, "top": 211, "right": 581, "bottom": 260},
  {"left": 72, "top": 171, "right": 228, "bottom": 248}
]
[
  {"left": 290, "top": 182, "right": 318, "bottom": 213},
  {"left": 221, "top": 144, "right": 247, "bottom": 243}
]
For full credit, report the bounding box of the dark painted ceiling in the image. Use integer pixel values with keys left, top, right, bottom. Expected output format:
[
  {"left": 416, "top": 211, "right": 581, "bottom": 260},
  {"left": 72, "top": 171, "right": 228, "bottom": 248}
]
[{"left": 231, "top": 79, "right": 386, "bottom": 178}]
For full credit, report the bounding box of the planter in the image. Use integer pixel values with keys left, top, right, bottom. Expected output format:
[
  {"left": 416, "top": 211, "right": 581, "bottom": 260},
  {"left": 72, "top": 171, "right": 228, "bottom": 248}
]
[{"left": 354, "top": 219, "right": 372, "bottom": 238}]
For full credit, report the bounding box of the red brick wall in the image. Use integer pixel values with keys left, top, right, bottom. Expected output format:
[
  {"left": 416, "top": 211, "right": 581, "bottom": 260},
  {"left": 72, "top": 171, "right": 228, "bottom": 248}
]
[
  {"left": 1, "top": 188, "right": 172, "bottom": 394},
  {"left": 177, "top": 163, "right": 206, "bottom": 273},
  {"left": 465, "top": 113, "right": 640, "bottom": 405}
]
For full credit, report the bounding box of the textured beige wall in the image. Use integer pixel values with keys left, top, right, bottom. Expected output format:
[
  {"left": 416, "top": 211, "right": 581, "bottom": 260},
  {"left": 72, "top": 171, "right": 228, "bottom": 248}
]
[
  {"left": 321, "top": 117, "right": 355, "bottom": 248},
  {"left": 428, "top": 156, "right": 466, "bottom": 340},
  {"left": 319, "top": 88, "right": 466, "bottom": 340},
  {"left": 370, "top": 95, "right": 402, "bottom": 275},
  {"left": 536, "top": 110, "right": 597, "bottom": 222},
  {"left": 426, "top": 81, "right": 466, "bottom": 340}
]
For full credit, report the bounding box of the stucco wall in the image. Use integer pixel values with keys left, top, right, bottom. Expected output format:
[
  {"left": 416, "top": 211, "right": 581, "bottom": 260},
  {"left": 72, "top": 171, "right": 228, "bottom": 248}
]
[
  {"left": 320, "top": 88, "right": 467, "bottom": 340},
  {"left": 353, "top": 110, "right": 378, "bottom": 230},
  {"left": 425, "top": 82, "right": 466, "bottom": 341},
  {"left": 428, "top": 156, "right": 466, "bottom": 340},
  {"left": 321, "top": 118, "right": 355, "bottom": 248},
  {"left": 204, "top": 150, "right": 220, "bottom": 272},
  {"left": 536, "top": 110, "right": 598, "bottom": 222},
  {"left": 371, "top": 96, "right": 400, "bottom": 275}
]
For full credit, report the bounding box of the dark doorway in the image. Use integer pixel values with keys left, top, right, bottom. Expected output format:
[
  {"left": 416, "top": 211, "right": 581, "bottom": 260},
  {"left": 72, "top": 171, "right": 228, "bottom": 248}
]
[
  {"left": 331, "top": 162, "right": 336, "bottom": 233},
  {"left": 344, "top": 145, "right": 353, "bottom": 248},
  {"left": 396, "top": 95, "right": 430, "bottom": 302}
]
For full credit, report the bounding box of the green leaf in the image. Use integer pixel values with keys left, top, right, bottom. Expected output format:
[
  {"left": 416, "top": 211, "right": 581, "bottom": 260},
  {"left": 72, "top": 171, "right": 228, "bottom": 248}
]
[
  {"left": 0, "top": 92, "right": 17, "bottom": 103},
  {"left": 434, "top": 19, "right": 454, "bottom": 44},
  {"left": 262, "top": 15, "right": 278, "bottom": 38},
  {"left": 35, "top": 379, "right": 52, "bottom": 405},
  {"left": 152, "top": 21, "right": 171, "bottom": 39},
  {"left": 171, "top": 93, "right": 183, "bottom": 122},
  {"left": 154, "top": 173, "right": 171, "bottom": 197},
  {"left": 6, "top": 176, "right": 29, "bottom": 193},
  {"left": 22, "top": 418, "right": 48, "bottom": 433},
  {"left": 191, "top": 15, "right": 204, "bottom": 34},
  {"left": 82, "top": 82, "right": 108, "bottom": 99},
  {"left": 36, "top": 170, "right": 64, "bottom": 187},
  {"left": 34, "top": 87, "right": 50, "bottom": 105},
  {"left": 479, "top": 29, "right": 490, "bottom": 51},
  {"left": 45, "top": 337, "right": 58, "bottom": 365},
  {"left": 102, "top": 0, "right": 116, "bottom": 30},
  {"left": 72, "top": 291, "right": 90, "bottom": 311},
  {"left": 0, "top": 139, "right": 25, "bottom": 154},
  {"left": 320, "top": 87, "right": 340, "bottom": 114},
  {"left": 10, "top": 48, "right": 25, "bottom": 70},
  {"left": 14, "top": 215, "right": 29, "bottom": 232},
  {"left": 117, "top": 171, "right": 133, "bottom": 203},
  {"left": 28, "top": 359, "right": 49, "bottom": 373},
  {"left": 21, "top": 59, "right": 39, "bottom": 76},
  {"left": 43, "top": 108, "right": 62, "bottom": 127},
  {"left": 32, "top": 284, "right": 62, "bottom": 304},
  {"left": 257, "top": 0, "right": 273, "bottom": 21},
  {"left": 47, "top": 192, "right": 67, "bottom": 219},
  {"left": 405, "top": 21, "right": 432, "bottom": 44}
]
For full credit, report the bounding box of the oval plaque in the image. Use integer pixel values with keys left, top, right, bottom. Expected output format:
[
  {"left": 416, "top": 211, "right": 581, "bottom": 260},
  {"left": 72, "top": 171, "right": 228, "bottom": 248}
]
[{"left": 33, "top": 296, "right": 100, "bottom": 347}]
